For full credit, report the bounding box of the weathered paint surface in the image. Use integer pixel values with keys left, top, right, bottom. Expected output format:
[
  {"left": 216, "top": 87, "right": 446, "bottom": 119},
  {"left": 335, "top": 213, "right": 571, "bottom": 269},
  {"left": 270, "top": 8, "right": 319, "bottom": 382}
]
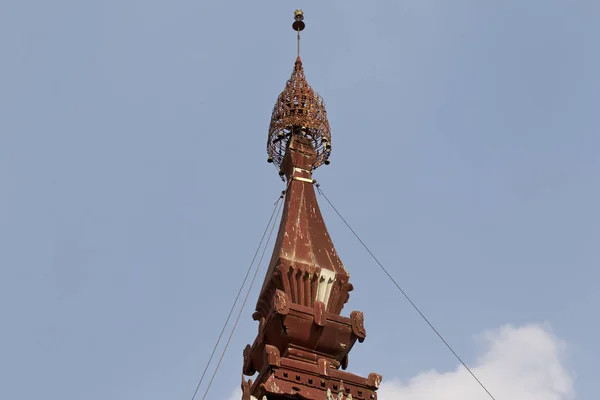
[
  {"left": 257, "top": 135, "right": 353, "bottom": 318},
  {"left": 242, "top": 134, "right": 382, "bottom": 400}
]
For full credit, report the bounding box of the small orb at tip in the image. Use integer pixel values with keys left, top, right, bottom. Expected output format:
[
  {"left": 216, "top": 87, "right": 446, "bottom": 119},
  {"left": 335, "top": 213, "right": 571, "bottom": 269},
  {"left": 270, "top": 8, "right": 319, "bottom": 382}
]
[{"left": 293, "top": 9, "right": 305, "bottom": 31}]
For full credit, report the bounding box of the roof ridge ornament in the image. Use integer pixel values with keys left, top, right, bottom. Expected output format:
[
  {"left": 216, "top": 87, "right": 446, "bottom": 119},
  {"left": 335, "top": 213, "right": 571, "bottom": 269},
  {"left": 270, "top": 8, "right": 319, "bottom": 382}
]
[{"left": 266, "top": 9, "right": 332, "bottom": 173}]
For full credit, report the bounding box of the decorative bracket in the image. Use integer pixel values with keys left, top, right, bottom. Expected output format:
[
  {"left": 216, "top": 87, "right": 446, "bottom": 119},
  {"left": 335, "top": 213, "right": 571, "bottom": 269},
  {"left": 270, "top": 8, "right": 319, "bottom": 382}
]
[
  {"left": 264, "top": 344, "right": 281, "bottom": 367},
  {"left": 350, "top": 311, "right": 366, "bottom": 343},
  {"left": 273, "top": 289, "right": 290, "bottom": 315},
  {"left": 368, "top": 373, "right": 383, "bottom": 389},
  {"left": 243, "top": 344, "right": 255, "bottom": 376},
  {"left": 313, "top": 300, "right": 327, "bottom": 327}
]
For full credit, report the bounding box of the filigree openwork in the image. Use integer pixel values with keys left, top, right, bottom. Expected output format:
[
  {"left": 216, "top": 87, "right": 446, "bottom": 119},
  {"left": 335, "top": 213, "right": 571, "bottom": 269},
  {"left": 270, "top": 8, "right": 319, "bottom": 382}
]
[{"left": 267, "top": 58, "right": 331, "bottom": 171}]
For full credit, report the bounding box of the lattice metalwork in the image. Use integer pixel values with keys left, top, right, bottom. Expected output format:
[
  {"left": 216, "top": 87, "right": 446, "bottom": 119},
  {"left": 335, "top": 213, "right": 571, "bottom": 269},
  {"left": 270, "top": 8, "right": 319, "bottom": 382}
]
[{"left": 267, "top": 57, "right": 332, "bottom": 171}]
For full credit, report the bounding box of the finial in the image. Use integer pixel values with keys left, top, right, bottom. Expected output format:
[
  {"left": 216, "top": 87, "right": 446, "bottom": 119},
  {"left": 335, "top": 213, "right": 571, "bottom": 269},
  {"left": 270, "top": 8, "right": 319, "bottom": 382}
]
[
  {"left": 293, "top": 9, "right": 305, "bottom": 58},
  {"left": 293, "top": 9, "right": 305, "bottom": 31},
  {"left": 266, "top": 9, "right": 331, "bottom": 174}
]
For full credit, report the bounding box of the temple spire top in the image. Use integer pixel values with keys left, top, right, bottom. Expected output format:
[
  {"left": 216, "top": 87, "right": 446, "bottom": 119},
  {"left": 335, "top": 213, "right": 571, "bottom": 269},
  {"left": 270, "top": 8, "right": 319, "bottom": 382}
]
[{"left": 266, "top": 9, "right": 332, "bottom": 174}]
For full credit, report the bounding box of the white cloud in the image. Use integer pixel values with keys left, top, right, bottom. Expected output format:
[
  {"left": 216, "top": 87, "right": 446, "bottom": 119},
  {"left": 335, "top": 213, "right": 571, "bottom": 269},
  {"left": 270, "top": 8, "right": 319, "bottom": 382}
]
[
  {"left": 379, "top": 324, "right": 575, "bottom": 400},
  {"left": 228, "top": 324, "right": 575, "bottom": 400},
  {"left": 228, "top": 388, "right": 242, "bottom": 400}
]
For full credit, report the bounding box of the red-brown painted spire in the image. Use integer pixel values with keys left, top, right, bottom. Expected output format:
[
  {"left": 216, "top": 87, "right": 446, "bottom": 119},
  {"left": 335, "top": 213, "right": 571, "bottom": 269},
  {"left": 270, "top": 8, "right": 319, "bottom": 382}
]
[
  {"left": 257, "top": 132, "right": 352, "bottom": 319},
  {"left": 241, "top": 10, "right": 381, "bottom": 400},
  {"left": 269, "top": 136, "right": 346, "bottom": 276},
  {"left": 259, "top": 11, "right": 348, "bottom": 318}
]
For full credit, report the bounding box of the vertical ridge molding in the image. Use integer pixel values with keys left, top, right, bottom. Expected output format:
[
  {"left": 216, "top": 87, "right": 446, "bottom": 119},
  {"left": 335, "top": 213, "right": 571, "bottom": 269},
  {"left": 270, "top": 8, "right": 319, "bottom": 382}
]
[{"left": 256, "top": 259, "right": 353, "bottom": 318}]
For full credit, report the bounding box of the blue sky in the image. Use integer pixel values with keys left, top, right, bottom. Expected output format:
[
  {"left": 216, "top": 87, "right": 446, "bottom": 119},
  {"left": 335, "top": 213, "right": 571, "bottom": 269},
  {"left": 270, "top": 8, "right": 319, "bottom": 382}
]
[{"left": 1, "top": 1, "right": 598, "bottom": 399}]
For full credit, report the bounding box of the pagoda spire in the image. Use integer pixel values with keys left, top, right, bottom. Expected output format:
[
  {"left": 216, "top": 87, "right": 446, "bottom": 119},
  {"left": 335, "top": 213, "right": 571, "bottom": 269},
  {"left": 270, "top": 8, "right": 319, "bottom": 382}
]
[{"left": 241, "top": 11, "right": 382, "bottom": 400}]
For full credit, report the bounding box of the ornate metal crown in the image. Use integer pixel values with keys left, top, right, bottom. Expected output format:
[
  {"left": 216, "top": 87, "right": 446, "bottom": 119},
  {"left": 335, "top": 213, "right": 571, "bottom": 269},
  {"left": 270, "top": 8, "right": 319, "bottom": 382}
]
[{"left": 267, "top": 57, "right": 332, "bottom": 171}]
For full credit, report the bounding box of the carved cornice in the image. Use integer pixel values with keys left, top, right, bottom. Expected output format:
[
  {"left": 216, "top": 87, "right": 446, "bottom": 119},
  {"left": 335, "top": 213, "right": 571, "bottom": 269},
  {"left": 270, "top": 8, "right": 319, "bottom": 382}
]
[
  {"left": 241, "top": 344, "right": 381, "bottom": 399},
  {"left": 243, "top": 289, "right": 376, "bottom": 398},
  {"left": 256, "top": 261, "right": 353, "bottom": 320}
]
